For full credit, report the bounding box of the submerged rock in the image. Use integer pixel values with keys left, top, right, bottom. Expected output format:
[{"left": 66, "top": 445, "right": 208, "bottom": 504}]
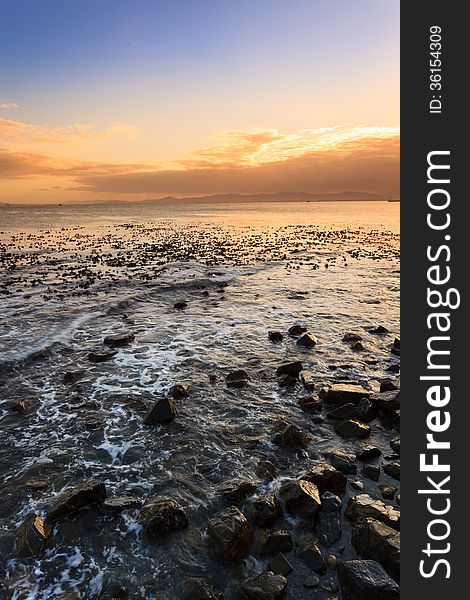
[
  {"left": 46, "top": 480, "right": 106, "bottom": 521},
  {"left": 208, "top": 506, "right": 253, "bottom": 560},
  {"left": 297, "top": 333, "right": 317, "bottom": 348},
  {"left": 345, "top": 494, "right": 400, "bottom": 530},
  {"left": 342, "top": 333, "right": 363, "bottom": 342},
  {"left": 338, "top": 559, "right": 400, "bottom": 599},
  {"left": 369, "top": 325, "right": 390, "bottom": 334},
  {"left": 16, "top": 514, "right": 51, "bottom": 557},
  {"left": 256, "top": 460, "right": 278, "bottom": 482},
  {"left": 181, "top": 578, "right": 223, "bottom": 600},
  {"left": 103, "top": 333, "right": 135, "bottom": 347},
  {"left": 278, "top": 480, "right": 321, "bottom": 519},
  {"left": 226, "top": 369, "right": 250, "bottom": 388},
  {"left": 324, "top": 383, "right": 370, "bottom": 406},
  {"left": 63, "top": 370, "right": 85, "bottom": 384},
  {"left": 276, "top": 361, "right": 303, "bottom": 377},
  {"left": 100, "top": 582, "right": 129, "bottom": 600},
  {"left": 139, "top": 498, "right": 188, "bottom": 536},
  {"left": 352, "top": 517, "right": 400, "bottom": 580},
  {"left": 143, "top": 397, "right": 179, "bottom": 424},
  {"left": 240, "top": 572, "right": 287, "bottom": 600},
  {"left": 271, "top": 423, "right": 311, "bottom": 450}
]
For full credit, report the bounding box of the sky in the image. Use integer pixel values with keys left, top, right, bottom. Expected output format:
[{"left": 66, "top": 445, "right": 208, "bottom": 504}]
[{"left": 0, "top": 0, "right": 400, "bottom": 204}]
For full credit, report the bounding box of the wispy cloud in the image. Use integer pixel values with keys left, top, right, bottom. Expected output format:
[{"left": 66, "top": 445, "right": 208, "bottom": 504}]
[{"left": 0, "top": 102, "right": 18, "bottom": 109}]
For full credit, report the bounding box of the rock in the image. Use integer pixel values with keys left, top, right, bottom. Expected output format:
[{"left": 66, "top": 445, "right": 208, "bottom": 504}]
[
  {"left": 276, "top": 361, "right": 303, "bottom": 377},
  {"left": 356, "top": 445, "right": 382, "bottom": 461},
  {"left": 339, "top": 560, "right": 399, "bottom": 599},
  {"left": 103, "top": 333, "right": 135, "bottom": 347},
  {"left": 396, "top": 495, "right": 400, "bottom": 505},
  {"left": 102, "top": 497, "right": 142, "bottom": 514},
  {"left": 25, "top": 477, "right": 50, "bottom": 490},
  {"left": 269, "top": 552, "right": 293, "bottom": 576},
  {"left": 268, "top": 331, "right": 283, "bottom": 343},
  {"left": 46, "top": 480, "right": 106, "bottom": 520},
  {"left": 83, "top": 415, "right": 104, "bottom": 430},
  {"left": 370, "top": 391, "right": 400, "bottom": 413},
  {"left": 296, "top": 536, "right": 327, "bottom": 574},
  {"left": 240, "top": 572, "right": 287, "bottom": 599},
  {"left": 9, "top": 398, "right": 39, "bottom": 414},
  {"left": 297, "top": 333, "right": 317, "bottom": 348},
  {"left": 351, "top": 341, "right": 364, "bottom": 351},
  {"left": 256, "top": 460, "right": 278, "bottom": 482},
  {"left": 317, "top": 492, "right": 342, "bottom": 546},
  {"left": 174, "top": 301, "right": 188, "bottom": 310},
  {"left": 221, "top": 480, "right": 257, "bottom": 504},
  {"left": 288, "top": 325, "right": 306, "bottom": 336},
  {"left": 325, "top": 384, "right": 370, "bottom": 406},
  {"left": 226, "top": 369, "right": 249, "bottom": 388},
  {"left": 298, "top": 395, "right": 321, "bottom": 412},
  {"left": 139, "top": 498, "right": 188, "bottom": 536},
  {"left": 88, "top": 350, "right": 117, "bottom": 363},
  {"left": 322, "top": 579, "right": 338, "bottom": 592},
  {"left": 300, "top": 463, "right": 347, "bottom": 496},
  {"left": 278, "top": 374, "right": 298, "bottom": 388},
  {"left": 343, "top": 333, "right": 363, "bottom": 342},
  {"left": 327, "top": 449, "right": 357, "bottom": 475},
  {"left": 355, "top": 399, "right": 376, "bottom": 423},
  {"left": 271, "top": 423, "right": 311, "bottom": 450},
  {"left": 63, "top": 370, "right": 85, "bottom": 384},
  {"left": 251, "top": 493, "right": 283, "bottom": 527},
  {"left": 300, "top": 372, "right": 316, "bottom": 392},
  {"left": 169, "top": 384, "right": 191, "bottom": 399},
  {"left": 208, "top": 506, "right": 253, "bottom": 560},
  {"left": 100, "top": 582, "right": 129, "bottom": 600},
  {"left": 181, "top": 578, "right": 223, "bottom": 600},
  {"left": 327, "top": 403, "right": 358, "bottom": 420},
  {"left": 390, "top": 437, "right": 400, "bottom": 454},
  {"left": 16, "top": 514, "right": 51, "bottom": 557},
  {"left": 143, "top": 397, "right": 178, "bottom": 424},
  {"left": 351, "top": 481, "right": 364, "bottom": 491},
  {"left": 334, "top": 419, "right": 371, "bottom": 439},
  {"left": 383, "top": 462, "right": 400, "bottom": 481},
  {"left": 327, "top": 555, "right": 338, "bottom": 570},
  {"left": 303, "top": 575, "right": 320, "bottom": 588},
  {"left": 345, "top": 494, "right": 400, "bottom": 530},
  {"left": 369, "top": 326, "right": 390, "bottom": 335},
  {"left": 278, "top": 480, "right": 321, "bottom": 519},
  {"left": 362, "top": 464, "right": 380, "bottom": 482},
  {"left": 380, "top": 379, "right": 398, "bottom": 392},
  {"left": 259, "top": 529, "right": 294, "bottom": 556},
  {"left": 379, "top": 485, "right": 397, "bottom": 500},
  {"left": 352, "top": 518, "right": 400, "bottom": 580}
]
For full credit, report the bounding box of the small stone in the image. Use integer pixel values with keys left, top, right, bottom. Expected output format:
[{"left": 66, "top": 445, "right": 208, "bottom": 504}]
[
  {"left": 369, "top": 325, "right": 390, "bottom": 334},
  {"left": 269, "top": 552, "right": 293, "bottom": 576},
  {"left": 288, "top": 324, "right": 307, "bottom": 336},
  {"left": 226, "top": 369, "right": 249, "bottom": 388},
  {"left": 379, "top": 485, "right": 397, "bottom": 500},
  {"left": 174, "top": 301, "right": 188, "bottom": 310},
  {"left": 342, "top": 333, "right": 363, "bottom": 342},
  {"left": 272, "top": 423, "right": 311, "bottom": 450},
  {"left": 356, "top": 445, "right": 382, "bottom": 461},
  {"left": 334, "top": 419, "right": 371, "bottom": 439},
  {"left": 297, "top": 333, "right": 317, "bottom": 348},
  {"left": 303, "top": 575, "right": 320, "bottom": 588},
  {"left": 327, "top": 449, "right": 357, "bottom": 475},
  {"left": 383, "top": 462, "right": 400, "bottom": 481},
  {"left": 351, "top": 341, "right": 364, "bottom": 351},
  {"left": 351, "top": 481, "right": 364, "bottom": 491},
  {"left": 390, "top": 437, "right": 400, "bottom": 454},
  {"left": 256, "top": 460, "right": 278, "bottom": 482},
  {"left": 362, "top": 464, "right": 380, "bottom": 482},
  {"left": 276, "top": 361, "right": 303, "bottom": 377},
  {"left": 103, "top": 333, "right": 135, "bottom": 347},
  {"left": 327, "top": 555, "right": 338, "bottom": 570},
  {"left": 240, "top": 572, "right": 287, "bottom": 599},
  {"left": 268, "top": 331, "right": 283, "bottom": 343},
  {"left": 88, "top": 350, "right": 117, "bottom": 363},
  {"left": 322, "top": 579, "right": 338, "bottom": 592},
  {"left": 63, "top": 370, "right": 85, "bottom": 384},
  {"left": 144, "top": 397, "right": 178, "bottom": 424}
]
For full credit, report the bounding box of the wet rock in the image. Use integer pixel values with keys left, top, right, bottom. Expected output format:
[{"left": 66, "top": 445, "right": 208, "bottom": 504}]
[
  {"left": 301, "top": 463, "right": 347, "bottom": 496},
  {"left": 298, "top": 395, "right": 321, "bottom": 412},
  {"left": 297, "top": 333, "right": 317, "bottom": 348},
  {"left": 296, "top": 536, "right": 327, "bottom": 574},
  {"left": 339, "top": 559, "right": 399, "bottom": 599},
  {"left": 288, "top": 324, "right": 307, "bottom": 337},
  {"left": 362, "top": 464, "right": 380, "bottom": 482},
  {"left": 327, "top": 555, "right": 338, "bottom": 570},
  {"left": 317, "top": 491, "right": 342, "bottom": 546},
  {"left": 103, "top": 333, "right": 135, "bottom": 347},
  {"left": 259, "top": 529, "right": 294, "bottom": 556},
  {"left": 169, "top": 383, "right": 191, "bottom": 399},
  {"left": 345, "top": 494, "right": 400, "bottom": 530},
  {"left": 383, "top": 462, "right": 400, "bottom": 481},
  {"left": 269, "top": 552, "right": 293, "bottom": 576},
  {"left": 356, "top": 445, "right": 382, "bottom": 461},
  {"left": 343, "top": 333, "right": 363, "bottom": 342},
  {"left": 300, "top": 372, "right": 316, "bottom": 392},
  {"left": 386, "top": 363, "right": 400, "bottom": 373},
  {"left": 324, "top": 383, "right": 370, "bottom": 406},
  {"left": 278, "top": 479, "right": 321, "bottom": 519},
  {"left": 268, "top": 331, "right": 283, "bottom": 343},
  {"left": 46, "top": 480, "right": 106, "bottom": 520},
  {"left": 221, "top": 480, "right": 257, "bottom": 504},
  {"left": 303, "top": 575, "right": 320, "bottom": 588},
  {"left": 100, "top": 582, "right": 129, "bottom": 600},
  {"left": 352, "top": 518, "right": 400, "bottom": 580},
  {"left": 276, "top": 361, "right": 303, "bottom": 378},
  {"left": 351, "top": 341, "right": 364, "bottom": 351},
  {"left": 63, "top": 370, "right": 85, "bottom": 384},
  {"left": 102, "top": 497, "right": 142, "bottom": 515},
  {"left": 181, "top": 578, "right": 223, "bottom": 600},
  {"left": 351, "top": 481, "right": 364, "bottom": 491},
  {"left": 393, "top": 337, "right": 400, "bottom": 350},
  {"left": 379, "top": 485, "right": 397, "bottom": 501},
  {"left": 208, "top": 506, "right": 253, "bottom": 560},
  {"left": 240, "top": 572, "right": 287, "bottom": 599},
  {"left": 380, "top": 379, "right": 399, "bottom": 392},
  {"left": 334, "top": 419, "right": 371, "bottom": 439},
  {"left": 16, "top": 514, "right": 51, "bottom": 557},
  {"left": 327, "top": 449, "right": 357, "bottom": 475},
  {"left": 143, "top": 397, "right": 179, "bottom": 424},
  {"left": 271, "top": 423, "right": 311, "bottom": 450},
  {"left": 139, "top": 498, "right": 188, "bottom": 536},
  {"left": 88, "top": 350, "right": 117, "bottom": 363},
  {"left": 25, "top": 477, "right": 50, "bottom": 491},
  {"left": 83, "top": 415, "right": 104, "bottom": 430},
  {"left": 226, "top": 369, "right": 250, "bottom": 388},
  {"left": 327, "top": 403, "right": 358, "bottom": 420},
  {"left": 369, "top": 326, "right": 390, "bottom": 334},
  {"left": 278, "top": 374, "right": 298, "bottom": 388},
  {"left": 355, "top": 398, "right": 376, "bottom": 423},
  {"left": 322, "top": 579, "right": 338, "bottom": 592},
  {"left": 390, "top": 437, "right": 400, "bottom": 454},
  {"left": 174, "top": 301, "right": 188, "bottom": 310},
  {"left": 251, "top": 493, "right": 283, "bottom": 527},
  {"left": 9, "top": 398, "right": 39, "bottom": 414},
  {"left": 256, "top": 460, "right": 278, "bottom": 482},
  {"left": 370, "top": 391, "right": 400, "bottom": 413}
]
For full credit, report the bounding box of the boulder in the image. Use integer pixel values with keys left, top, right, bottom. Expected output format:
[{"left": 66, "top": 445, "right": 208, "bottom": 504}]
[
  {"left": 324, "top": 384, "right": 370, "bottom": 406},
  {"left": 240, "top": 572, "right": 287, "bottom": 600},
  {"left": 345, "top": 494, "right": 400, "bottom": 530},
  {"left": 16, "top": 514, "right": 51, "bottom": 557},
  {"left": 276, "top": 361, "right": 303, "bottom": 377},
  {"left": 181, "top": 578, "right": 223, "bottom": 600},
  {"left": 139, "top": 498, "right": 188, "bottom": 536},
  {"left": 103, "top": 333, "right": 135, "bottom": 347},
  {"left": 46, "top": 480, "right": 106, "bottom": 520},
  {"left": 317, "top": 491, "right": 342, "bottom": 547},
  {"left": 338, "top": 560, "right": 400, "bottom": 599},
  {"left": 259, "top": 530, "right": 294, "bottom": 556},
  {"left": 278, "top": 480, "right": 321, "bottom": 519},
  {"left": 226, "top": 370, "right": 249, "bottom": 388},
  {"left": 88, "top": 350, "right": 117, "bottom": 363},
  {"left": 352, "top": 518, "right": 400, "bottom": 580},
  {"left": 271, "top": 423, "right": 311, "bottom": 450},
  {"left": 208, "top": 506, "right": 253, "bottom": 560},
  {"left": 251, "top": 493, "right": 283, "bottom": 527},
  {"left": 300, "top": 463, "right": 347, "bottom": 496},
  {"left": 144, "top": 398, "right": 178, "bottom": 424},
  {"left": 297, "top": 333, "right": 317, "bottom": 348},
  {"left": 335, "top": 419, "right": 371, "bottom": 439}
]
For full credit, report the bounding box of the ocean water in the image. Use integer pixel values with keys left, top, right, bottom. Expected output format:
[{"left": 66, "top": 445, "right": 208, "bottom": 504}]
[{"left": 0, "top": 200, "right": 400, "bottom": 599}]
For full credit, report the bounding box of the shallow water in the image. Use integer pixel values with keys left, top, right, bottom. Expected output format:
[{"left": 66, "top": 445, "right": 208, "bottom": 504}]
[{"left": 0, "top": 201, "right": 400, "bottom": 599}]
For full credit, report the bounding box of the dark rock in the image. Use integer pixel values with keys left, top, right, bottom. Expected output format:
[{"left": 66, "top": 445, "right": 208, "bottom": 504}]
[
  {"left": 102, "top": 497, "right": 142, "bottom": 514},
  {"left": 298, "top": 395, "right": 321, "bottom": 412},
  {"left": 345, "top": 494, "right": 400, "bottom": 530},
  {"left": 369, "top": 326, "right": 390, "bottom": 335},
  {"left": 288, "top": 325, "right": 307, "bottom": 337},
  {"left": 303, "top": 575, "right": 320, "bottom": 588},
  {"left": 390, "top": 346, "right": 400, "bottom": 356},
  {"left": 317, "top": 491, "right": 342, "bottom": 546},
  {"left": 169, "top": 383, "right": 191, "bottom": 399},
  {"left": 393, "top": 338, "right": 400, "bottom": 349},
  {"left": 256, "top": 460, "right": 278, "bottom": 482},
  {"left": 88, "top": 350, "right": 117, "bottom": 363},
  {"left": 334, "top": 419, "right": 371, "bottom": 439},
  {"left": 380, "top": 379, "right": 399, "bottom": 393},
  {"left": 343, "top": 333, "right": 363, "bottom": 342},
  {"left": 351, "top": 341, "right": 364, "bottom": 351},
  {"left": 327, "top": 403, "right": 358, "bottom": 420},
  {"left": 240, "top": 572, "right": 287, "bottom": 599},
  {"left": 139, "top": 498, "right": 188, "bottom": 536},
  {"left": 63, "top": 370, "right": 85, "bottom": 384},
  {"left": 278, "top": 480, "right": 321, "bottom": 519},
  {"left": 352, "top": 519, "right": 400, "bottom": 579},
  {"left": 271, "top": 423, "right": 311, "bottom": 450},
  {"left": 259, "top": 530, "right": 293, "bottom": 556},
  {"left": 356, "top": 445, "right": 382, "bottom": 461},
  {"left": 379, "top": 485, "right": 397, "bottom": 501},
  {"left": 103, "top": 333, "right": 135, "bottom": 348},
  {"left": 325, "top": 383, "right": 370, "bottom": 406},
  {"left": 100, "top": 582, "right": 129, "bottom": 600},
  {"left": 268, "top": 331, "right": 283, "bottom": 343},
  {"left": 226, "top": 369, "right": 249, "bottom": 388},
  {"left": 339, "top": 560, "right": 399, "bottom": 599},
  {"left": 9, "top": 398, "right": 39, "bottom": 414},
  {"left": 278, "top": 374, "right": 298, "bottom": 388},
  {"left": 362, "top": 464, "right": 380, "bottom": 482},
  {"left": 390, "top": 437, "right": 400, "bottom": 454},
  {"left": 276, "top": 361, "right": 303, "bottom": 377},
  {"left": 355, "top": 398, "right": 376, "bottom": 423},
  {"left": 351, "top": 481, "right": 364, "bottom": 491},
  {"left": 383, "top": 462, "right": 400, "bottom": 481},
  {"left": 16, "top": 514, "right": 51, "bottom": 557},
  {"left": 181, "top": 578, "right": 223, "bottom": 600},
  {"left": 269, "top": 552, "right": 293, "bottom": 576},
  {"left": 300, "top": 463, "right": 347, "bottom": 496},
  {"left": 83, "top": 415, "right": 104, "bottom": 430},
  {"left": 221, "top": 480, "right": 257, "bottom": 504},
  {"left": 46, "top": 480, "right": 106, "bottom": 520},
  {"left": 386, "top": 364, "right": 400, "bottom": 373},
  {"left": 144, "top": 397, "right": 178, "bottom": 424},
  {"left": 300, "top": 372, "right": 316, "bottom": 391},
  {"left": 297, "top": 333, "right": 317, "bottom": 348},
  {"left": 251, "top": 493, "right": 283, "bottom": 527},
  {"left": 174, "top": 301, "right": 188, "bottom": 310},
  {"left": 208, "top": 506, "right": 253, "bottom": 560},
  {"left": 327, "top": 449, "right": 357, "bottom": 475},
  {"left": 296, "top": 536, "right": 327, "bottom": 574}
]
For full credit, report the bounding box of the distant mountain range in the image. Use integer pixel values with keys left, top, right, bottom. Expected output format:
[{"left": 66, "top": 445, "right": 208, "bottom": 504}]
[{"left": 140, "top": 191, "right": 393, "bottom": 203}]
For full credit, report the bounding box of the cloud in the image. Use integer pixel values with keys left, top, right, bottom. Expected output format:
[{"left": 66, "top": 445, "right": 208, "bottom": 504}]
[{"left": 0, "top": 102, "right": 18, "bottom": 109}]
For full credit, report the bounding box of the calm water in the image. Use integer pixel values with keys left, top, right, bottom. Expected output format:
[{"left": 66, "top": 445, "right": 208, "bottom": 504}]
[{"left": 0, "top": 201, "right": 400, "bottom": 599}]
